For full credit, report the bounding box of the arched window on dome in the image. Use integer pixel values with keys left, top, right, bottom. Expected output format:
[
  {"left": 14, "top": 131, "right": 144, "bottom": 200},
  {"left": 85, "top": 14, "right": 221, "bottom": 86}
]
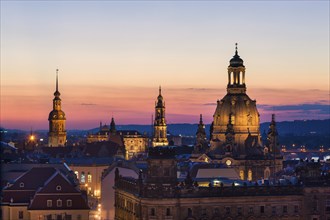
[
  {"left": 231, "top": 115, "right": 235, "bottom": 125},
  {"left": 248, "top": 169, "right": 252, "bottom": 181}
]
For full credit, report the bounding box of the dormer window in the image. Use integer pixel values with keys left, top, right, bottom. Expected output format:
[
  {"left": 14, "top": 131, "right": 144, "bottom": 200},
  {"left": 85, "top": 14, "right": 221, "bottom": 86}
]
[
  {"left": 57, "top": 199, "right": 62, "bottom": 207},
  {"left": 56, "top": 185, "right": 61, "bottom": 191},
  {"left": 47, "top": 200, "right": 52, "bottom": 207},
  {"left": 19, "top": 182, "right": 24, "bottom": 188}
]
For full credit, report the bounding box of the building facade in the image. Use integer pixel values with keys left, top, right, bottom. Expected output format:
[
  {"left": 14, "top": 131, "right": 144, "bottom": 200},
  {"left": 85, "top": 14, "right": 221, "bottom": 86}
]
[
  {"left": 48, "top": 69, "right": 67, "bottom": 147},
  {"left": 152, "top": 87, "right": 169, "bottom": 147},
  {"left": 114, "top": 147, "right": 330, "bottom": 220},
  {"left": 1, "top": 167, "right": 89, "bottom": 220}
]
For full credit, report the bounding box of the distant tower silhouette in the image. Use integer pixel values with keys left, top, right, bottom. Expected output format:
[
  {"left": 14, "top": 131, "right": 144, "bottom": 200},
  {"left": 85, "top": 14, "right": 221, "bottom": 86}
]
[
  {"left": 110, "top": 116, "right": 117, "bottom": 135},
  {"left": 152, "top": 86, "right": 169, "bottom": 147},
  {"left": 48, "top": 69, "right": 67, "bottom": 147},
  {"left": 194, "top": 114, "right": 208, "bottom": 153}
]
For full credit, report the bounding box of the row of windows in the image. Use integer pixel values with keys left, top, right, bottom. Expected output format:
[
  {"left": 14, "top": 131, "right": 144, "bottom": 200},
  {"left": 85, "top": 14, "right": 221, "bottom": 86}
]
[
  {"left": 47, "top": 199, "right": 72, "bottom": 208},
  {"left": 41, "top": 214, "right": 81, "bottom": 220},
  {"left": 74, "top": 171, "right": 92, "bottom": 183},
  {"left": 147, "top": 205, "right": 300, "bottom": 217}
]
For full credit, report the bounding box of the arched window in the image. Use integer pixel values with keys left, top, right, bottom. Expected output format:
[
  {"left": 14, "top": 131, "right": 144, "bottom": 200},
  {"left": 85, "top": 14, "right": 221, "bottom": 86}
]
[
  {"left": 239, "top": 170, "right": 245, "bottom": 180},
  {"left": 264, "top": 167, "right": 270, "bottom": 179},
  {"left": 248, "top": 169, "right": 252, "bottom": 181},
  {"left": 74, "top": 171, "right": 79, "bottom": 179},
  {"left": 81, "top": 172, "right": 85, "bottom": 183}
]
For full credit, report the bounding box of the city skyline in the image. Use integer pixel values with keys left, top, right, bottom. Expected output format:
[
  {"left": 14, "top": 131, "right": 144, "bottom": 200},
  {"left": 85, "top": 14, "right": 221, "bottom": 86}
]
[{"left": 1, "top": 1, "right": 329, "bottom": 130}]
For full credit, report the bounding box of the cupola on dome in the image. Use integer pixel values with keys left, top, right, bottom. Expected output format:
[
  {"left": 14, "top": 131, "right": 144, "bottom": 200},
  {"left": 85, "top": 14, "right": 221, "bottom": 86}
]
[{"left": 229, "top": 43, "right": 244, "bottom": 67}]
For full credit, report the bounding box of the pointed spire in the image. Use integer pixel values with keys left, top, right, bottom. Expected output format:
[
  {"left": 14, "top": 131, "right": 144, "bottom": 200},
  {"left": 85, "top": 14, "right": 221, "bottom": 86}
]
[
  {"left": 235, "top": 43, "right": 238, "bottom": 55},
  {"left": 159, "top": 85, "right": 162, "bottom": 96},
  {"left": 199, "top": 114, "right": 203, "bottom": 124},
  {"left": 54, "top": 69, "right": 61, "bottom": 98},
  {"left": 56, "top": 69, "right": 59, "bottom": 92}
]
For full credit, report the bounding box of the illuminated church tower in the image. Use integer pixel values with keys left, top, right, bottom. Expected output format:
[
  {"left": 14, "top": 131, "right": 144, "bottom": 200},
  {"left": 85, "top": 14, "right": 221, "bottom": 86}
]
[
  {"left": 211, "top": 44, "right": 262, "bottom": 157},
  {"left": 48, "top": 69, "right": 67, "bottom": 147},
  {"left": 152, "top": 86, "right": 169, "bottom": 147}
]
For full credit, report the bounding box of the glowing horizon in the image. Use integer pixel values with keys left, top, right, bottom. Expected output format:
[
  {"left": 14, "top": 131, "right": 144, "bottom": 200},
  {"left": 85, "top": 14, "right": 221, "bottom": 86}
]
[{"left": 1, "top": 1, "right": 329, "bottom": 130}]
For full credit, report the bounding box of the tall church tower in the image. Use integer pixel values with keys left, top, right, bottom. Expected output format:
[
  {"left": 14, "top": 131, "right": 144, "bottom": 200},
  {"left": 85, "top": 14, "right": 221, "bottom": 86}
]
[
  {"left": 152, "top": 86, "right": 169, "bottom": 147},
  {"left": 48, "top": 69, "right": 67, "bottom": 147}
]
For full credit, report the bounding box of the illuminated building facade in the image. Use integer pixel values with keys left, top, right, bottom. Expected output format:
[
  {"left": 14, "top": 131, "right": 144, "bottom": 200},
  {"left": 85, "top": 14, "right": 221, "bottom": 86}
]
[
  {"left": 152, "top": 87, "right": 169, "bottom": 147},
  {"left": 208, "top": 45, "right": 282, "bottom": 181},
  {"left": 48, "top": 69, "right": 67, "bottom": 147},
  {"left": 87, "top": 118, "right": 147, "bottom": 159}
]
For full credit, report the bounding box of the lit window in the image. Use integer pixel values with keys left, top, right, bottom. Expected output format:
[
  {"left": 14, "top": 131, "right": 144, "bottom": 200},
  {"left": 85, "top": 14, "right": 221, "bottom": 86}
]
[
  {"left": 87, "top": 173, "right": 92, "bottom": 183},
  {"left": 248, "top": 169, "right": 252, "bottom": 181},
  {"left": 239, "top": 170, "right": 244, "bottom": 180},
  {"left": 74, "top": 171, "right": 79, "bottom": 179},
  {"left": 47, "top": 200, "right": 52, "bottom": 207},
  {"left": 57, "top": 199, "right": 62, "bottom": 207},
  {"left": 81, "top": 172, "right": 85, "bottom": 183},
  {"left": 19, "top": 182, "right": 24, "bottom": 188},
  {"left": 67, "top": 200, "right": 72, "bottom": 207},
  {"left": 56, "top": 185, "right": 61, "bottom": 191}
]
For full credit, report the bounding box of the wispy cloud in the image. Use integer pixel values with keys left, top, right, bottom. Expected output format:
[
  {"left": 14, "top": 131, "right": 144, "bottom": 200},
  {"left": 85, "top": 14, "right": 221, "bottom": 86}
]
[
  {"left": 258, "top": 104, "right": 330, "bottom": 115},
  {"left": 203, "top": 103, "right": 217, "bottom": 106}
]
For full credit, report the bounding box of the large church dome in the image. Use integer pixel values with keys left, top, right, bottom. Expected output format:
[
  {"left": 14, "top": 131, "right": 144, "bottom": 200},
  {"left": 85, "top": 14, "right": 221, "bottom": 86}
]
[{"left": 211, "top": 45, "right": 262, "bottom": 158}]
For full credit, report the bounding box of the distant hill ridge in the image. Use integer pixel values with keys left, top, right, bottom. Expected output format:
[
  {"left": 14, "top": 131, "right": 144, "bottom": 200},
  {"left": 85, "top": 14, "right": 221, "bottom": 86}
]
[
  {"left": 89, "top": 119, "right": 330, "bottom": 137},
  {"left": 2, "top": 119, "right": 329, "bottom": 136}
]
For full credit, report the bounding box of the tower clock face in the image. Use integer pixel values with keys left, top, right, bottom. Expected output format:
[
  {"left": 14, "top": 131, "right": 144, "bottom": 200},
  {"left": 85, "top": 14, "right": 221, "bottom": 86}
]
[{"left": 225, "top": 159, "right": 232, "bottom": 166}]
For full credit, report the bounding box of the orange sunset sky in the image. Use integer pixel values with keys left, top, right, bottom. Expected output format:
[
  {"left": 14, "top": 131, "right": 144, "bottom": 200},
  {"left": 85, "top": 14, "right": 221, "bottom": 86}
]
[{"left": 1, "top": 1, "right": 329, "bottom": 130}]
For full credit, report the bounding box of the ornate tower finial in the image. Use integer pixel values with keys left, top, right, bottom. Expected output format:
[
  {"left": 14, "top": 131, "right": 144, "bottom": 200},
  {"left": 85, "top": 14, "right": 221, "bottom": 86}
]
[
  {"left": 56, "top": 69, "right": 59, "bottom": 92},
  {"left": 159, "top": 85, "right": 162, "bottom": 96},
  {"left": 200, "top": 114, "right": 203, "bottom": 123},
  {"left": 235, "top": 43, "right": 238, "bottom": 55}
]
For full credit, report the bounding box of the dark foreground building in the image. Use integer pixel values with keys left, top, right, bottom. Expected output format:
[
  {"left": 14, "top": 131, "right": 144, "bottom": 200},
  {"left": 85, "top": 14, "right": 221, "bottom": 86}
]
[{"left": 114, "top": 147, "right": 330, "bottom": 220}]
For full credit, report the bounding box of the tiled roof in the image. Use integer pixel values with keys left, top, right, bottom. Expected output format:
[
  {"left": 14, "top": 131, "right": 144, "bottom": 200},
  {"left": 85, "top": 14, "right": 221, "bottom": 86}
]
[
  {"left": 83, "top": 141, "right": 122, "bottom": 157},
  {"left": 5, "top": 167, "right": 57, "bottom": 190},
  {"left": 2, "top": 167, "right": 89, "bottom": 210}
]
